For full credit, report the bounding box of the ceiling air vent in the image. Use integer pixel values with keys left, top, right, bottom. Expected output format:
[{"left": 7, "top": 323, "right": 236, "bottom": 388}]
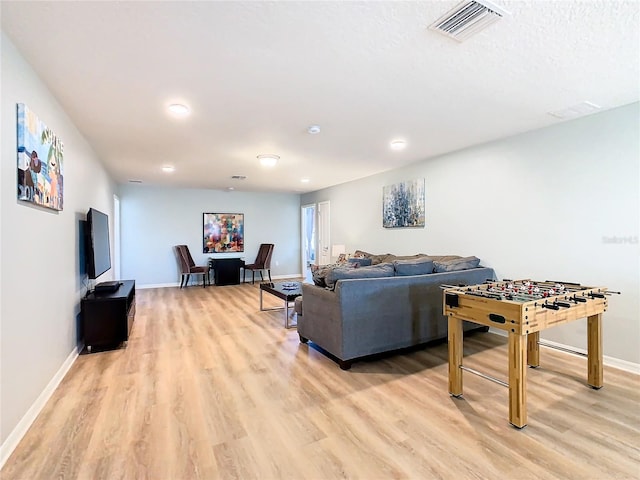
[
  {"left": 231, "top": 175, "right": 247, "bottom": 180},
  {"left": 429, "top": 0, "right": 508, "bottom": 42},
  {"left": 548, "top": 101, "right": 602, "bottom": 120}
]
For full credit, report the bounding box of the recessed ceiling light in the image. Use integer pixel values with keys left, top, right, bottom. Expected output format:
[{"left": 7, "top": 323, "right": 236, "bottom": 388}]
[
  {"left": 257, "top": 154, "right": 280, "bottom": 167},
  {"left": 301, "top": 178, "right": 310, "bottom": 183},
  {"left": 167, "top": 103, "right": 190, "bottom": 116},
  {"left": 226, "top": 186, "right": 235, "bottom": 191},
  {"left": 390, "top": 139, "right": 407, "bottom": 150},
  {"left": 307, "top": 125, "right": 321, "bottom": 134},
  {"left": 162, "top": 165, "right": 175, "bottom": 173}
]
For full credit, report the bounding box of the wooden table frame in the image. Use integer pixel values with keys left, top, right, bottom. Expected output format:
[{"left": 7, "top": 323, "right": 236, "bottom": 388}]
[{"left": 444, "top": 281, "right": 607, "bottom": 429}]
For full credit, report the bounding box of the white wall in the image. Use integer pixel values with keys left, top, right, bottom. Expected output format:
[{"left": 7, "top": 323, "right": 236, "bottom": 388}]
[
  {"left": 1, "top": 33, "right": 116, "bottom": 448},
  {"left": 119, "top": 185, "right": 301, "bottom": 285},
  {"left": 302, "top": 103, "right": 640, "bottom": 365}
]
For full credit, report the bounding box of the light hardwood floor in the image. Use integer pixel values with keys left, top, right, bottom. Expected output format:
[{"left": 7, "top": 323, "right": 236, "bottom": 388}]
[{"left": 3, "top": 283, "right": 639, "bottom": 480}]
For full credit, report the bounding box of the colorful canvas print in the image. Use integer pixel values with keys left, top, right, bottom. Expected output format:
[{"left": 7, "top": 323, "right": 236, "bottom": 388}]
[
  {"left": 16, "top": 103, "right": 64, "bottom": 211},
  {"left": 203, "top": 213, "right": 244, "bottom": 253},
  {"left": 382, "top": 179, "right": 425, "bottom": 228}
]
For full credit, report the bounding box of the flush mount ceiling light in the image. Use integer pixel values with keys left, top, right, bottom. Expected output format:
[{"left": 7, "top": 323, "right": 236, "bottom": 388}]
[
  {"left": 301, "top": 178, "right": 310, "bottom": 183},
  {"left": 307, "top": 125, "right": 321, "bottom": 135},
  {"left": 257, "top": 154, "right": 280, "bottom": 167},
  {"left": 390, "top": 139, "right": 407, "bottom": 150},
  {"left": 162, "top": 165, "right": 175, "bottom": 173},
  {"left": 167, "top": 103, "right": 190, "bottom": 116}
]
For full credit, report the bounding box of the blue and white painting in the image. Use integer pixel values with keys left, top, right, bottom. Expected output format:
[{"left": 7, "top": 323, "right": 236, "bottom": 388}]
[
  {"left": 17, "top": 103, "right": 64, "bottom": 211},
  {"left": 382, "top": 179, "right": 425, "bottom": 228}
]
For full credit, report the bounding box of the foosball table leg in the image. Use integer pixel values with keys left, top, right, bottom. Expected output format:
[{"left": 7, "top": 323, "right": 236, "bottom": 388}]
[
  {"left": 448, "top": 316, "right": 463, "bottom": 397},
  {"left": 509, "top": 332, "right": 528, "bottom": 428},
  {"left": 587, "top": 313, "right": 603, "bottom": 389},
  {"left": 527, "top": 332, "right": 540, "bottom": 368}
]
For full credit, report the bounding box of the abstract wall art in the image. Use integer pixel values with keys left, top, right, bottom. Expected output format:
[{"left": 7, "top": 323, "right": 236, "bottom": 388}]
[
  {"left": 17, "top": 103, "right": 64, "bottom": 211},
  {"left": 203, "top": 213, "right": 244, "bottom": 253},
  {"left": 382, "top": 178, "right": 425, "bottom": 228}
]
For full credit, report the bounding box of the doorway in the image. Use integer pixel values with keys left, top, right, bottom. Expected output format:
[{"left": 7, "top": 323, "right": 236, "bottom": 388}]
[
  {"left": 301, "top": 204, "right": 316, "bottom": 270},
  {"left": 300, "top": 201, "right": 330, "bottom": 282},
  {"left": 317, "top": 201, "right": 330, "bottom": 265}
]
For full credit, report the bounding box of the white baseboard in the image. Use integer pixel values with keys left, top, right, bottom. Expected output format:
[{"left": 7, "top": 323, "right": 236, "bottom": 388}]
[
  {"left": 488, "top": 328, "right": 640, "bottom": 375},
  {"left": 137, "top": 282, "right": 179, "bottom": 289},
  {"left": 0, "top": 346, "right": 79, "bottom": 469}
]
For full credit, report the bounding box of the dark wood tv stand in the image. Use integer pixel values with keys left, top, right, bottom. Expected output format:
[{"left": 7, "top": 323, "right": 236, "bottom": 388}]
[{"left": 81, "top": 280, "right": 135, "bottom": 352}]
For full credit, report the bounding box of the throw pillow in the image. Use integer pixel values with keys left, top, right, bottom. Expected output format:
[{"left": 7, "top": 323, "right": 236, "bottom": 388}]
[
  {"left": 348, "top": 257, "right": 373, "bottom": 267},
  {"left": 429, "top": 255, "right": 462, "bottom": 263},
  {"left": 310, "top": 264, "right": 332, "bottom": 287},
  {"left": 369, "top": 253, "right": 395, "bottom": 265},
  {"left": 433, "top": 256, "right": 481, "bottom": 273},
  {"left": 325, "top": 263, "right": 395, "bottom": 289},
  {"left": 310, "top": 263, "right": 356, "bottom": 287},
  {"left": 393, "top": 257, "right": 435, "bottom": 276}
]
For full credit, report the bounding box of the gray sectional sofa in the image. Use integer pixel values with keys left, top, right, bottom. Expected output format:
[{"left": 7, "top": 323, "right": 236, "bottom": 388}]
[{"left": 298, "top": 255, "right": 495, "bottom": 369}]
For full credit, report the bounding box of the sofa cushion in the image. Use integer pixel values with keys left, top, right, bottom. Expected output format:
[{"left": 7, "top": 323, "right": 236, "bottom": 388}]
[
  {"left": 348, "top": 257, "right": 372, "bottom": 267},
  {"left": 325, "top": 263, "right": 395, "bottom": 289},
  {"left": 393, "top": 257, "right": 435, "bottom": 276},
  {"left": 433, "top": 256, "right": 481, "bottom": 272}
]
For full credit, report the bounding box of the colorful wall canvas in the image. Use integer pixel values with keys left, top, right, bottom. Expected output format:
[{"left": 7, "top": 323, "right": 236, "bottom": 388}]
[
  {"left": 203, "top": 213, "right": 244, "bottom": 253},
  {"left": 382, "top": 178, "right": 425, "bottom": 228},
  {"left": 16, "top": 103, "right": 64, "bottom": 211}
]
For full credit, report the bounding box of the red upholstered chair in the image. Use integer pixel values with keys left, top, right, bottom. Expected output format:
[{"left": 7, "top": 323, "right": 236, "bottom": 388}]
[
  {"left": 243, "top": 243, "right": 274, "bottom": 284},
  {"left": 174, "top": 245, "right": 210, "bottom": 288}
]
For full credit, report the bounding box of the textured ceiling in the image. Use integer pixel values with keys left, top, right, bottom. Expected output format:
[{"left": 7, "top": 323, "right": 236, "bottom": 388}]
[{"left": 2, "top": 1, "right": 639, "bottom": 193}]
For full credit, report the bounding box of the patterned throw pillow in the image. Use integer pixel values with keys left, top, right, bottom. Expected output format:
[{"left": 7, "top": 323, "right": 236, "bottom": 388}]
[
  {"left": 310, "top": 263, "right": 356, "bottom": 287},
  {"left": 325, "top": 263, "right": 395, "bottom": 289},
  {"left": 348, "top": 257, "right": 373, "bottom": 267},
  {"left": 433, "top": 256, "right": 481, "bottom": 273}
]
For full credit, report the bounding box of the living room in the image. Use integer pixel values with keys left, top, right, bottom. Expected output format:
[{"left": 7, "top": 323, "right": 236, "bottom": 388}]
[{"left": 1, "top": 2, "right": 639, "bottom": 478}]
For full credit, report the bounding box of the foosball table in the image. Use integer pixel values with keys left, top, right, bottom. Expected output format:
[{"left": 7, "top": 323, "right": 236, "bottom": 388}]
[{"left": 443, "top": 279, "right": 615, "bottom": 429}]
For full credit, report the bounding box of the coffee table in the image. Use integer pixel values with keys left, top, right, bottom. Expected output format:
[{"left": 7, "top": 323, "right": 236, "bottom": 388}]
[{"left": 259, "top": 281, "right": 302, "bottom": 328}]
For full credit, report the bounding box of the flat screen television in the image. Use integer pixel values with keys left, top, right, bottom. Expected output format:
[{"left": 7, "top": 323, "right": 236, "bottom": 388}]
[{"left": 85, "top": 208, "right": 111, "bottom": 279}]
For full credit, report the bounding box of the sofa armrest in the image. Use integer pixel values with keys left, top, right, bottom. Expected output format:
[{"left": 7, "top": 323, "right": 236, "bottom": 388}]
[{"left": 299, "top": 284, "right": 344, "bottom": 358}]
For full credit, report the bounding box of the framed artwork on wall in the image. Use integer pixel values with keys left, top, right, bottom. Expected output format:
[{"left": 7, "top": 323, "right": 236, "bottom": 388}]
[
  {"left": 203, "top": 213, "right": 244, "bottom": 253},
  {"left": 16, "top": 103, "right": 64, "bottom": 211},
  {"left": 382, "top": 178, "right": 425, "bottom": 228}
]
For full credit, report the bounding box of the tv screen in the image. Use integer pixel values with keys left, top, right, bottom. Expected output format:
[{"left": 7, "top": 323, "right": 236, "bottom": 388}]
[{"left": 86, "top": 208, "right": 111, "bottom": 279}]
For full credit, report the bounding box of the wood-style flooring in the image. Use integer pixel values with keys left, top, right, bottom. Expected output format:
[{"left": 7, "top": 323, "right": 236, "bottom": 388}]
[{"left": 2, "top": 283, "right": 639, "bottom": 479}]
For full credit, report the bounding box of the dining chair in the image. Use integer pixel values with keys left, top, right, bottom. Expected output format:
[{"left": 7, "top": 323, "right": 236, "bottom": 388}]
[
  {"left": 174, "top": 245, "right": 210, "bottom": 288},
  {"left": 243, "top": 243, "right": 274, "bottom": 284}
]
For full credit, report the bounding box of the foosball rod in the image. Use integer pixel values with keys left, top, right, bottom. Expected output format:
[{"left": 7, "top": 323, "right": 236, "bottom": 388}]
[
  {"left": 453, "top": 284, "right": 562, "bottom": 302},
  {"left": 480, "top": 288, "right": 593, "bottom": 304},
  {"left": 459, "top": 365, "right": 508, "bottom": 387},
  {"left": 485, "top": 282, "right": 587, "bottom": 295},
  {"left": 538, "top": 340, "right": 587, "bottom": 358},
  {"left": 480, "top": 282, "right": 582, "bottom": 297}
]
